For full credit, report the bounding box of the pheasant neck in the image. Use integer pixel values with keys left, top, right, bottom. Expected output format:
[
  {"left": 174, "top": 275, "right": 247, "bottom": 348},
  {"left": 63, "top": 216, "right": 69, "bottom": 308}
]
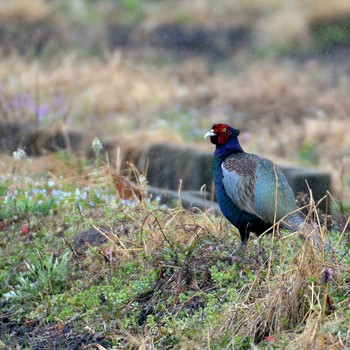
[{"left": 214, "top": 137, "right": 244, "bottom": 159}]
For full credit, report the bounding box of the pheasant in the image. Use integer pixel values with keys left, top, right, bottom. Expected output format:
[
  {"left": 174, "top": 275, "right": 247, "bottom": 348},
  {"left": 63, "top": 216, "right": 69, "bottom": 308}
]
[{"left": 205, "top": 123, "right": 313, "bottom": 253}]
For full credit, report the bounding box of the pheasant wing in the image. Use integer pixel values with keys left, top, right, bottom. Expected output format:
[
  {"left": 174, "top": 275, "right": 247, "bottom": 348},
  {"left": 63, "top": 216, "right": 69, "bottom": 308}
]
[
  {"left": 253, "top": 158, "right": 298, "bottom": 223},
  {"left": 222, "top": 154, "right": 297, "bottom": 224},
  {"left": 221, "top": 153, "right": 261, "bottom": 218}
]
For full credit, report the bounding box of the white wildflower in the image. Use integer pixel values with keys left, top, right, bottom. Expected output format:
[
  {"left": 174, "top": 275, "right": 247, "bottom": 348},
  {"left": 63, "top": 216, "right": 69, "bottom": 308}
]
[
  {"left": 13, "top": 148, "right": 26, "bottom": 160},
  {"left": 139, "top": 175, "right": 148, "bottom": 194},
  {"left": 75, "top": 188, "right": 81, "bottom": 197},
  {"left": 91, "top": 137, "right": 103, "bottom": 153},
  {"left": 48, "top": 180, "right": 56, "bottom": 188}
]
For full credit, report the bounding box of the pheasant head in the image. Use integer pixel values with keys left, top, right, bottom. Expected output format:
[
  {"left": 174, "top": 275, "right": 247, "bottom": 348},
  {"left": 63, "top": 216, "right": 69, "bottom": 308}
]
[{"left": 205, "top": 123, "right": 243, "bottom": 154}]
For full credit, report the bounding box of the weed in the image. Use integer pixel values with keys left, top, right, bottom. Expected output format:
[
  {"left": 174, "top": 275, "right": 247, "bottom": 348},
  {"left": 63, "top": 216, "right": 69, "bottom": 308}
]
[
  {"left": 4, "top": 248, "right": 71, "bottom": 320},
  {"left": 91, "top": 136, "right": 103, "bottom": 168}
]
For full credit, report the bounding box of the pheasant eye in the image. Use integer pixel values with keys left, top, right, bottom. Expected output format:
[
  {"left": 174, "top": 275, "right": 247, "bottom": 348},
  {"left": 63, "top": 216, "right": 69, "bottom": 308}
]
[{"left": 222, "top": 127, "right": 227, "bottom": 132}]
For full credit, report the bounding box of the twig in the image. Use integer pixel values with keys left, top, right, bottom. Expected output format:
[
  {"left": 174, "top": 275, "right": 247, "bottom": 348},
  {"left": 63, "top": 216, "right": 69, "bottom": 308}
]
[
  {"left": 328, "top": 215, "right": 350, "bottom": 261},
  {"left": 266, "top": 163, "right": 279, "bottom": 280},
  {"left": 58, "top": 225, "right": 81, "bottom": 267}
]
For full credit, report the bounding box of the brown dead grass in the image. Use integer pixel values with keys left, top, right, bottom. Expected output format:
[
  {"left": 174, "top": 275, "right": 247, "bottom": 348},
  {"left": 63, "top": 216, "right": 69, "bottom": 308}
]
[
  {"left": 85, "top": 185, "right": 350, "bottom": 348},
  {"left": 0, "top": 154, "right": 75, "bottom": 177},
  {"left": 0, "top": 0, "right": 52, "bottom": 23},
  {"left": 0, "top": 52, "right": 349, "bottom": 200},
  {"left": 2, "top": 0, "right": 350, "bottom": 54},
  {"left": 2, "top": 0, "right": 350, "bottom": 26}
]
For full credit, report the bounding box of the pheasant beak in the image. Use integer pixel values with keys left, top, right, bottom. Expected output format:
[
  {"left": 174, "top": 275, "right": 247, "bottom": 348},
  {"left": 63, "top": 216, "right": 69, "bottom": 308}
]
[{"left": 204, "top": 129, "right": 216, "bottom": 139}]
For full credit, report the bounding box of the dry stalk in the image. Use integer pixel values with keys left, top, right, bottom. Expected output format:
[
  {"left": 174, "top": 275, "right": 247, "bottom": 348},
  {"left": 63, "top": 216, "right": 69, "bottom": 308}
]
[{"left": 266, "top": 163, "right": 279, "bottom": 280}]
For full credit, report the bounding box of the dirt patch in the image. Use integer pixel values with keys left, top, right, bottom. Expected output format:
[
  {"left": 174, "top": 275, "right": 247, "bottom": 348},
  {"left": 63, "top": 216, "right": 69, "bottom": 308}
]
[
  {"left": 0, "top": 318, "right": 112, "bottom": 349},
  {"left": 72, "top": 226, "right": 109, "bottom": 253}
]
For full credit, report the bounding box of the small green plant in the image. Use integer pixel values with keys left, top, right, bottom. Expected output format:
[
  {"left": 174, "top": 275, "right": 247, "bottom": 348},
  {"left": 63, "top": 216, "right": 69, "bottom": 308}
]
[
  {"left": 91, "top": 136, "right": 103, "bottom": 168},
  {"left": 4, "top": 249, "right": 71, "bottom": 319},
  {"left": 121, "top": 0, "right": 141, "bottom": 14},
  {"left": 0, "top": 174, "right": 116, "bottom": 220},
  {"left": 210, "top": 263, "right": 239, "bottom": 286}
]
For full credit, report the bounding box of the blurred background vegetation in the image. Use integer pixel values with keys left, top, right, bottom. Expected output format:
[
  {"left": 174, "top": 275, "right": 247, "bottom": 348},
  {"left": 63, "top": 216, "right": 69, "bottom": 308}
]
[{"left": 0, "top": 0, "right": 349, "bottom": 203}]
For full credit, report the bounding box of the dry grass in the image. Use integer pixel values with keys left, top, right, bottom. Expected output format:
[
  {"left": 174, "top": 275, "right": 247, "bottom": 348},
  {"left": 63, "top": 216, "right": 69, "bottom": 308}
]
[
  {"left": 0, "top": 0, "right": 52, "bottom": 23},
  {"left": 1, "top": 53, "right": 349, "bottom": 201},
  {"left": 79, "top": 178, "right": 350, "bottom": 348},
  {"left": 111, "top": 190, "right": 350, "bottom": 349},
  {"left": 0, "top": 153, "right": 83, "bottom": 180},
  {"left": 2, "top": 0, "right": 350, "bottom": 49}
]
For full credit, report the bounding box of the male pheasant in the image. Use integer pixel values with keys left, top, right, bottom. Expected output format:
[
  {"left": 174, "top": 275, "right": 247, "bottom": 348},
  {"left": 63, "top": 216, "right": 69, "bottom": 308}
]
[{"left": 205, "top": 123, "right": 312, "bottom": 253}]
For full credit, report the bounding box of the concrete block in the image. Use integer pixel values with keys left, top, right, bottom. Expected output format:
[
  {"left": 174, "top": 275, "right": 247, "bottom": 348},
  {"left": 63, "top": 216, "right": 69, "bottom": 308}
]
[{"left": 281, "top": 167, "right": 331, "bottom": 212}]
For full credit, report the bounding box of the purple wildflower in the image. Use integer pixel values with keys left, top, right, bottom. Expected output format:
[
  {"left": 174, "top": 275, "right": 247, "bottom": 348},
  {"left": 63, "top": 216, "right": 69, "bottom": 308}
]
[
  {"left": 321, "top": 268, "right": 334, "bottom": 284},
  {"left": 37, "top": 104, "right": 50, "bottom": 124}
]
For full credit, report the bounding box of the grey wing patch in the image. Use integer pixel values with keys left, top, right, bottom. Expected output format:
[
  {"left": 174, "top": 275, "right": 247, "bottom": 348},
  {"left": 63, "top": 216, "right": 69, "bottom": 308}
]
[{"left": 222, "top": 154, "right": 260, "bottom": 218}]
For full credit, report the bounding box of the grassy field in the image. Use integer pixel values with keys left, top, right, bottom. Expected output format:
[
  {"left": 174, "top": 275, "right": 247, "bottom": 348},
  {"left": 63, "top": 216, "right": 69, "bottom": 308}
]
[
  {"left": 0, "top": 157, "right": 349, "bottom": 349},
  {"left": 0, "top": 0, "right": 350, "bottom": 348}
]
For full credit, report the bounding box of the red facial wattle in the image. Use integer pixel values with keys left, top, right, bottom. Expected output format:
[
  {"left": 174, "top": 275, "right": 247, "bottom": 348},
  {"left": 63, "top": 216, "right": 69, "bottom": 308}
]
[{"left": 214, "top": 124, "right": 231, "bottom": 145}]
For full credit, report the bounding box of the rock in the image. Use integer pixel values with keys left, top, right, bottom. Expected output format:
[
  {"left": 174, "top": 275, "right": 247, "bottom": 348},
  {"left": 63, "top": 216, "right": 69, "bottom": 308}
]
[{"left": 73, "top": 227, "right": 109, "bottom": 253}]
